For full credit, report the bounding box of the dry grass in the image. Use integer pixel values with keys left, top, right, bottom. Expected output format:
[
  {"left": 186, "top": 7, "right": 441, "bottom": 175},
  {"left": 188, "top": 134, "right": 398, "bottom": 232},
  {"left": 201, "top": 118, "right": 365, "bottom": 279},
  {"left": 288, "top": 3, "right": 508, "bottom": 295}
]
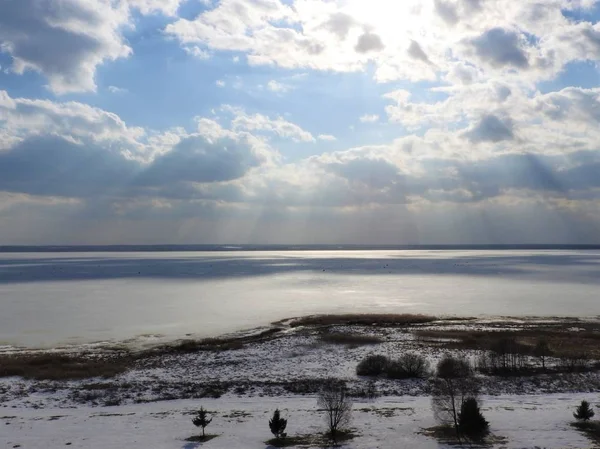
[
  {"left": 415, "top": 325, "right": 600, "bottom": 359},
  {"left": 0, "top": 353, "right": 131, "bottom": 381},
  {"left": 161, "top": 327, "right": 283, "bottom": 353},
  {"left": 289, "top": 313, "right": 437, "bottom": 327},
  {"left": 0, "top": 328, "right": 285, "bottom": 381},
  {"left": 319, "top": 332, "right": 383, "bottom": 346}
]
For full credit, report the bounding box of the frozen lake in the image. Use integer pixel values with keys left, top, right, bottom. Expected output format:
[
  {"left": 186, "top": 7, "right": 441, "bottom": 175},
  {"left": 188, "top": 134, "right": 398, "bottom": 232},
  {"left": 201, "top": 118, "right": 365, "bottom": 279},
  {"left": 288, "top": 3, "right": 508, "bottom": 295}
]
[{"left": 0, "top": 249, "right": 599, "bottom": 348}]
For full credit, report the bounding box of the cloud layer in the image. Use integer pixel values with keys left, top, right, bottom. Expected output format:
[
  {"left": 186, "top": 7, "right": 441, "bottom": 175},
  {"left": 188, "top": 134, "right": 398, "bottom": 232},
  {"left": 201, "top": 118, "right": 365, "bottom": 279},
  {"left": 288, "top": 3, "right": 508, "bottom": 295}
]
[{"left": 1, "top": 0, "right": 600, "bottom": 244}]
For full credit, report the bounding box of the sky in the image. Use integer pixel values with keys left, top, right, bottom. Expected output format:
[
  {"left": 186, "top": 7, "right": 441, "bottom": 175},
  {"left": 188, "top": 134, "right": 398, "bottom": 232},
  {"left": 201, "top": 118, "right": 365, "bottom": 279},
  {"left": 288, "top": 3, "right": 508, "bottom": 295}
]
[{"left": 1, "top": 0, "right": 600, "bottom": 245}]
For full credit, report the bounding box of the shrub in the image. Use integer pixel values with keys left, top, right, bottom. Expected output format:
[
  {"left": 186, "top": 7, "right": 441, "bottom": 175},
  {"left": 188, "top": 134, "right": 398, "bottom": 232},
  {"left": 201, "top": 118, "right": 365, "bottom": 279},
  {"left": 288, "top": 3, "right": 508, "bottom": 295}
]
[
  {"left": 559, "top": 353, "right": 589, "bottom": 372},
  {"left": 436, "top": 354, "right": 472, "bottom": 379},
  {"left": 432, "top": 355, "right": 479, "bottom": 440},
  {"left": 353, "top": 380, "right": 379, "bottom": 400},
  {"left": 318, "top": 379, "right": 352, "bottom": 444},
  {"left": 574, "top": 400, "right": 595, "bottom": 422},
  {"left": 365, "top": 380, "right": 378, "bottom": 400},
  {"left": 269, "top": 409, "right": 288, "bottom": 440},
  {"left": 385, "top": 353, "right": 430, "bottom": 379},
  {"left": 356, "top": 354, "right": 389, "bottom": 376},
  {"left": 458, "top": 397, "right": 489, "bottom": 440}
]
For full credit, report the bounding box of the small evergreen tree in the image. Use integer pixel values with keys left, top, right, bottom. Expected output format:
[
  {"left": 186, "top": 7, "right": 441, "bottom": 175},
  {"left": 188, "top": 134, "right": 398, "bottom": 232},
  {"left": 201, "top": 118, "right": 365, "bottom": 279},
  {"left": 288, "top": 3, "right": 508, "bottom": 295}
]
[
  {"left": 192, "top": 407, "right": 212, "bottom": 437},
  {"left": 269, "top": 409, "right": 288, "bottom": 440},
  {"left": 574, "top": 400, "right": 595, "bottom": 422},
  {"left": 458, "top": 397, "right": 489, "bottom": 440}
]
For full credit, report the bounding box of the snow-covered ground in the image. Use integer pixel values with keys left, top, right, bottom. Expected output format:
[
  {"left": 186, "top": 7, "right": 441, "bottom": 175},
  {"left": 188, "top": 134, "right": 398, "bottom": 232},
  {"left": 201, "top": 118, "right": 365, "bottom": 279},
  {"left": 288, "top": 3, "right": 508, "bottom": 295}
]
[
  {"left": 3, "top": 319, "right": 599, "bottom": 410},
  {"left": 1, "top": 318, "right": 599, "bottom": 447},
  {"left": 1, "top": 394, "right": 597, "bottom": 448}
]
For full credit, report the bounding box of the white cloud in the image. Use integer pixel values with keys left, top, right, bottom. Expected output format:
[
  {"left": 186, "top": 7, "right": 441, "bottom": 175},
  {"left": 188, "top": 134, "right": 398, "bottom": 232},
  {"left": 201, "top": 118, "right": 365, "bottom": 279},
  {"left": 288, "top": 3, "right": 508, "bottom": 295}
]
[
  {"left": 0, "top": 91, "right": 277, "bottom": 200},
  {"left": 127, "top": 0, "right": 184, "bottom": 16},
  {"left": 359, "top": 114, "right": 380, "bottom": 123},
  {"left": 318, "top": 134, "right": 337, "bottom": 141},
  {"left": 216, "top": 80, "right": 226, "bottom": 87},
  {"left": 184, "top": 46, "right": 211, "bottom": 59},
  {"left": 165, "top": 0, "right": 600, "bottom": 87},
  {"left": 108, "top": 86, "right": 128, "bottom": 94},
  {"left": 223, "top": 106, "right": 315, "bottom": 143},
  {"left": 0, "top": 0, "right": 191, "bottom": 95},
  {"left": 0, "top": 90, "right": 144, "bottom": 150},
  {"left": 267, "top": 80, "right": 293, "bottom": 93},
  {"left": 0, "top": 0, "right": 132, "bottom": 94}
]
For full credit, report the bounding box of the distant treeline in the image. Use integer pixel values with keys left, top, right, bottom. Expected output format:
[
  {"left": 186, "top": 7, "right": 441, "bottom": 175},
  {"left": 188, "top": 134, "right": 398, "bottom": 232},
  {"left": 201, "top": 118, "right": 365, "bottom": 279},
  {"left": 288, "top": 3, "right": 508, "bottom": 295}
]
[{"left": 2, "top": 244, "right": 600, "bottom": 252}]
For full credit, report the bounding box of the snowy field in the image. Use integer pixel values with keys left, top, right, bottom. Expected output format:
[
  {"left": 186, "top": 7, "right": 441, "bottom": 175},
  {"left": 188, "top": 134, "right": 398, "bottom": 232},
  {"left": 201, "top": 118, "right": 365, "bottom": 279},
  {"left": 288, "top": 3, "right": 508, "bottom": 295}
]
[
  {"left": 1, "top": 394, "right": 597, "bottom": 449},
  {"left": 1, "top": 250, "right": 600, "bottom": 347}
]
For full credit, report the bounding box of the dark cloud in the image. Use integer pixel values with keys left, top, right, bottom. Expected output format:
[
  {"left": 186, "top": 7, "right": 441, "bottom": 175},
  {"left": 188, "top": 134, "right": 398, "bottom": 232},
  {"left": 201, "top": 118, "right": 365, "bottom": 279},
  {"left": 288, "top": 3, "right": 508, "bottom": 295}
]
[
  {"left": 321, "top": 157, "right": 402, "bottom": 189},
  {"left": 434, "top": 0, "right": 459, "bottom": 25},
  {"left": 355, "top": 32, "right": 385, "bottom": 53},
  {"left": 0, "top": 0, "right": 129, "bottom": 93},
  {"left": 452, "top": 153, "right": 563, "bottom": 199},
  {"left": 322, "top": 13, "right": 355, "bottom": 40},
  {"left": 0, "top": 134, "right": 264, "bottom": 198},
  {"left": 0, "top": 135, "right": 138, "bottom": 197},
  {"left": 580, "top": 24, "right": 600, "bottom": 54},
  {"left": 137, "top": 135, "right": 264, "bottom": 185},
  {"left": 460, "top": 0, "right": 483, "bottom": 14},
  {"left": 407, "top": 40, "right": 431, "bottom": 64},
  {"left": 464, "top": 114, "right": 514, "bottom": 143},
  {"left": 496, "top": 85, "right": 512, "bottom": 101},
  {"left": 299, "top": 40, "right": 326, "bottom": 55},
  {"left": 418, "top": 150, "right": 600, "bottom": 202},
  {"left": 468, "top": 28, "right": 529, "bottom": 69}
]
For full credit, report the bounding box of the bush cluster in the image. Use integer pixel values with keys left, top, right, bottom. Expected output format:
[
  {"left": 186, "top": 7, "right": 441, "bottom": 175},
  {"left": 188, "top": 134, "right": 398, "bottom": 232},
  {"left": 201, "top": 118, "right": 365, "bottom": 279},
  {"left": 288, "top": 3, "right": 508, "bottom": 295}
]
[{"left": 356, "top": 353, "right": 430, "bottom": 379}]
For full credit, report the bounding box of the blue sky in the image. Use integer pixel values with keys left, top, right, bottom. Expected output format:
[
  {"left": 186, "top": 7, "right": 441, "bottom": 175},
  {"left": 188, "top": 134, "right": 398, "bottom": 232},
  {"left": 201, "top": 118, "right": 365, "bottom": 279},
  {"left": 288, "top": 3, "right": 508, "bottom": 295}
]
[{"left": 1, "top": 0, "right": 600, "bottom": 244}]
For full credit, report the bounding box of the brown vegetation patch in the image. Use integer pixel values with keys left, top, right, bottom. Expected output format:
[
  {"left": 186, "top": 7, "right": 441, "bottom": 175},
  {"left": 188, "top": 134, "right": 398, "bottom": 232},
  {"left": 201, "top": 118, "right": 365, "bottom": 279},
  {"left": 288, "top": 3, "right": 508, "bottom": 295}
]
[
  {"left": 319, "top": 331, "right": 383, "bottom": 346},
  {"left": 159, "top": 327, "right": 283, "bottom": 353},
  {"left": 289, "top": 314, "right": 437, "bottom": 327},
  {"left": 0, "top": 352, "right": 131, "bottom": 381},
  {"left": 415, "top": 323, "right": 600, "bottom": 359}
]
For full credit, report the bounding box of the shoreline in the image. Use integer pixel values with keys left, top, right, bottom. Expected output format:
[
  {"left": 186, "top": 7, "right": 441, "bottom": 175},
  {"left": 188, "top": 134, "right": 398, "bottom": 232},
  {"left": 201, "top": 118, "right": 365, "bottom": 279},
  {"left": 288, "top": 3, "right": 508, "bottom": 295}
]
[
  {"left": 1, "top": 312, "right": 597, "bottom": 353},
  {"left": 1, "top": 313, "right": 600, "bottom": 410}
]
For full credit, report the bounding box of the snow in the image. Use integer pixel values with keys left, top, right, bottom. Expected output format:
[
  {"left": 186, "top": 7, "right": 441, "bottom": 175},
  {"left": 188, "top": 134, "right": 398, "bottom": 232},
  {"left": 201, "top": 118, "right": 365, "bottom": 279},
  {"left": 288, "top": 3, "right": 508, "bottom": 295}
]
[{"left": 1, "top": 394, "right": 597, "bottom": 448}]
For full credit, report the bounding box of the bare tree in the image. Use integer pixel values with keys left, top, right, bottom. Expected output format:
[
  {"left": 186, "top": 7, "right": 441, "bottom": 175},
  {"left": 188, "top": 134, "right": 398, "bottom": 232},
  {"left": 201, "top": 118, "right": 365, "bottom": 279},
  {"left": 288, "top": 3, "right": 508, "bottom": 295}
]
[
  {"left": 317, "top": 380, "right": 352, "bottom": 444},
  {"left": 534, "top": 339, "right": 552, "bottom": 370},
  {"left": 431, "top": 355, "right": 479, "bottom": 442}
]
